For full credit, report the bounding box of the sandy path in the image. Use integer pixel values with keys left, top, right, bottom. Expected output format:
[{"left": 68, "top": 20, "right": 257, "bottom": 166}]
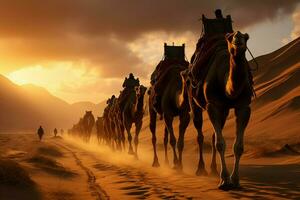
[
  {"left": 50, "top": 137, "right": 232, "bottom": 200},
  {"left": 1, "top": 134, "right": 300, "bottom": 200},
  {"left": 52, "top": 141, "right": 109, "bottom": 200},
  {"left": 50, "top": 136, "right": 300, "bottom": 200}
]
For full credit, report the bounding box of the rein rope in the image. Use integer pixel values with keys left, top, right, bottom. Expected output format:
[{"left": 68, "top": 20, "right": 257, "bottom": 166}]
[{"left": 247, "top": 46, "right": 259, "bottom": 71}]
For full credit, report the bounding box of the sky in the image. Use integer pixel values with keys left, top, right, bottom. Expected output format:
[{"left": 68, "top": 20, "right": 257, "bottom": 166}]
[{"left": 0, "top": 0, "right": 299, "bottom": 103}]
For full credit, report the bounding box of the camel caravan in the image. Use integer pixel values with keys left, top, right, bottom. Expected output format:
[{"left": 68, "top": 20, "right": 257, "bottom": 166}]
[{"left": 68, "top": 9, "right": 254, "bottom": 190}]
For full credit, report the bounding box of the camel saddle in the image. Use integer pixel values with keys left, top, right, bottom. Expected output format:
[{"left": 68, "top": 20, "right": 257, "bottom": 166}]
[{"left": 150, "top": 59, "right": 188, "bottom": 113}]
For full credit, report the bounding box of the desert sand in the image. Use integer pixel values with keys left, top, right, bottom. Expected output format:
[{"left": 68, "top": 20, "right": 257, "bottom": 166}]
[{"left": 0, "top": 129, "right": 299, "bottom": 200}]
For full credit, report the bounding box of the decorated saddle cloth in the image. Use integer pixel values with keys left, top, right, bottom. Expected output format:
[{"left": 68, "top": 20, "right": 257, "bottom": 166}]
[
  {"left": 188, "top": 35, "right": 228, "bottom": 109},
  {"left": 190, "top": 35, "right": 227, "bottom": 84},
  {"left": 151, "top": 59, "right": 189, "bottom": 95}
]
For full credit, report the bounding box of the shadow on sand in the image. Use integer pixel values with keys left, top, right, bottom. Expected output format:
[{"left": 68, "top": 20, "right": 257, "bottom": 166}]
[
  {"left": 0, "top": 158, "right": 42, "bottom": 200},
  {"left": 229, "top": 164, "right": 300, "bottom": 199}
]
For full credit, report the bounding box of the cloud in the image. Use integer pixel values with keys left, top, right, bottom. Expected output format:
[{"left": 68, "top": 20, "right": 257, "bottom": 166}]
[
  {"left": 1, "top": 1, "right": 299, "bottom": 102},
  {"left": 0, "top": 1, "right": 298, "bottom": 39},
  {"left": 0, "top": 1, "right": 298, "bottom": 74},
  {"left": 291, "top": 8, "right": 300, "bottom": 39},
  {"left": 280, "top": 6, "right": 300, "bottom": 45}
]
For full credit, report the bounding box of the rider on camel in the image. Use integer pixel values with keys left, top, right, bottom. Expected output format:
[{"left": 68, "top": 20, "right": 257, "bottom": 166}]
[
  {"left": 189, "top": 9, "right": 253, "bottom": 96},
  {"left": 119, "top": 73, "right": 140, "bottom": 109}
]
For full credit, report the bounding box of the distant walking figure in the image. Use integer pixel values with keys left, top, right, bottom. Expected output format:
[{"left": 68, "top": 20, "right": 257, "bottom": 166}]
[
  {"left": 54, "top": 128, "right": 58, "bottom": 137},
  {"left": 60, "top": 129, "right": 64, "bottom": 135},
  {"left": 37, "top": 126, "right": 44, "bottom": 141}
]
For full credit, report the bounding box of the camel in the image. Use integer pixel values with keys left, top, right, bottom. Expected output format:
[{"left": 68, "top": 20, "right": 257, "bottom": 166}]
[
  {"left": 78, "top": 118, "right": 85, "bottom": 137},
  {"left": 82, "top": 111, "right": 95, "bottom": 142},
  {"left": 95, "top": 117, "right": 104, "bottom": 144},
  {"left": 121, "top": 85, "right": 147, "bottom": 159},
  {"left": 103, "top": 106, "right": 111, "bottom": 146},
  {"left": 149, "top": 63, "right": 190, "bottom": 170},
  {"left": 111, "top": 96, "right": 126, "bottom": 151},
  {"left": 183, "top": 31, "right": 252, "bottom": 190},
  {"left": 103, "top": 95, "right": 116, "bottom": 149},
  {"left": 107, "top": 97, "right": 126, "bottom": 151}
]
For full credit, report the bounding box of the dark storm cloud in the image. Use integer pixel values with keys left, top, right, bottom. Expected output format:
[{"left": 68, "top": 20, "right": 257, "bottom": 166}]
[
  {"left": 0, "top": 0, "right": 297, "bottom": 38},
  {"left": 0, "top": 0, "right": 298, "bottom": 77}
]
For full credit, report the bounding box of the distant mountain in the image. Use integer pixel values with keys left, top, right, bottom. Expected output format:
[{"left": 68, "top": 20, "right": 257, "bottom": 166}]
[{"left": 0, "top": 76, "right": 105, "bottom": 132}]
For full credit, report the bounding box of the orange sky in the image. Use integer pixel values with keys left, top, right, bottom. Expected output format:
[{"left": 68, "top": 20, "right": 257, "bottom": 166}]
[{"left": 0, "top": 1, "right": 299, "bottom": 103}]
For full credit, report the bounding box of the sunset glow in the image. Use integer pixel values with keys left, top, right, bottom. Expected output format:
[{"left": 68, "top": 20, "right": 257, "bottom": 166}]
[{"left": 0, "top": 1, "right": 299, "bottom": 104}]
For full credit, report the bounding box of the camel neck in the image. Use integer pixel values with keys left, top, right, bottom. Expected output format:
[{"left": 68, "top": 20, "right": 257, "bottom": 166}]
[
  {"left": 225, "top": 53, "right": 247, "bottom": 98},
  {"left": 136, "top": 94, "right": 144, "bottom": 113}
]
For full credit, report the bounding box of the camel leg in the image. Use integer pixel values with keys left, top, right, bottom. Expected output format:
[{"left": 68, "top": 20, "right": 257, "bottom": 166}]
[
  {"left": 150, "top": 108, "right": 159, "bottom": 167},
  {"left": 134, "top": 121, "right": 142, "bottom": 160},
  {"left": 163, "top": 127, "right": 169, "bottom": 165},
  {"left": 211, "top": 111, "right": 227, "bottom": 176},
  {"left": 122, "top": 113, "right": 134, "bottom": 154},
  {"left": 116, "top": 123, "right": 122, "bottom": 151},
  {"left": 110, "top": 122, "right": 116, "bottom": 151},
  {"left": 231, "top": 106, "right": 250, "bottom": 188},
  {"left": 210, "top": 133, "right": 218, "bottom": 176},
  {"left": 121, "top": 125, "right": 126, "bottom": 151},
  {"left": 207, "top": 103, "right": 231, "bottom": 190},
  {"left": 177, "top": 111, "right": 190, "bottom": 171},
  {"left": 164, "top": 114, "right": 179, "bottom": 168},
  {"left": 192, "top": 104, "right": 207, "bottom": 176},
  {"left": 125, "top": 123, "right": 134, "bottom": 155}
]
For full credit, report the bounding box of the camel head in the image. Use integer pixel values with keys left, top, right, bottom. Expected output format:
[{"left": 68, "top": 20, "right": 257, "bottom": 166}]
[
  {"left": 135, "top": 85, "right": 147, "bottom": 98},
  {"left": 226, "top": 31, "right": 249, "bottom": 57},
  {"left": 85, "top": 111, "right": 92, "bottom": 115}
]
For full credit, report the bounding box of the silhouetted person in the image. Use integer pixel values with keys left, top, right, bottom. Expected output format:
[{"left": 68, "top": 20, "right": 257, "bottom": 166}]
[
  {"left": 37, "top": 126, "right": 44, "bottom": 141},
  {"left": 122, "top": 73, "right": 140, "bottom": 89},
  {"left": 215, "top": 9, "right": 224, "bottom": 19},
  {"left": 60, "top": 129, "right": 64, "bottom": 135},
  {"left": 54, "top": 128, "right": 58, "bottom": 137}
]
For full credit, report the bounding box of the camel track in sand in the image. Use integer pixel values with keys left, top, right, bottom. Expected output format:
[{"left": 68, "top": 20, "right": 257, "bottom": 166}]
[
  {"left": 52, "top": 140, "right": 191, "bottom": 200},
  {"left": 52, "top": 141, "right": 110, "bottom": 200}
]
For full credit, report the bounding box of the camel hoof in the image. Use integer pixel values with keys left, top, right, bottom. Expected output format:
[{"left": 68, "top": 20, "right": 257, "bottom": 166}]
[
  {"left": 128, "top": 149, "right": 135, "bottom": 155},
  {"left": 218, "top": 181, "right": 234, "bottom": 191},
  {"left": 230, "top": 178, "right": 241, "bottom": 189},
  {"left": 210, "top": 169, "right": 219, "bottom": 177},
  {"left": 173, "top": 164, "right": 183, "bottom": 172},
  {"left": 195, "top": 168, "right": 208, "bottom": 176},
  {"left": 152, "top": 160, "right": 160, "bottom": 168},
  {"left": 134, "top": 154, "right": 139, "bottom": 160},
  {"left": 164, "top": 160, "right": 169, "bottom": 166}
]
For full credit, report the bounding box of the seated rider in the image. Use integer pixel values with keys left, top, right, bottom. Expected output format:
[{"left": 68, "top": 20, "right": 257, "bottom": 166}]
[
  {"left": 122, "top": 73, "right": 140, "bottom": 89},
  {"left": 119, "top": 73, "right": 140, "bottom": 108},
  {"left": 107, "top": 95, "right": 116, "bottom": 106}
]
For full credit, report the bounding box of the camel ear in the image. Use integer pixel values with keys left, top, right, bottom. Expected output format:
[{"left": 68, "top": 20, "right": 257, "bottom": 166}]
[{"left": 226, "top": 33, "right": 234, "bottom": 43}]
